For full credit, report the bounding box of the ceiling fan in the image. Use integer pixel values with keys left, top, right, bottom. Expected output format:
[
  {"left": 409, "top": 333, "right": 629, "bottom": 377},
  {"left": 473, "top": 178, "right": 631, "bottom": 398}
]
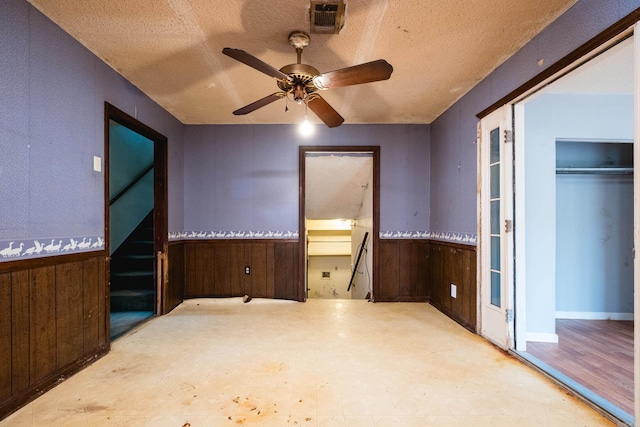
[{"left": 222, "top": 31, "right": 393, "bottom": 128}]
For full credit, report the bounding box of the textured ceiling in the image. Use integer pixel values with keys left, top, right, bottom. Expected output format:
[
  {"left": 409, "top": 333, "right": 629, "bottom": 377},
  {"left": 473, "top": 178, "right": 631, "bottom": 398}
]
[
  {"left": 28, "top": 0, "right": 577, "bottom": 126},
  {"left": 306, "top": 154, "right": 372, "bottom": 220}
]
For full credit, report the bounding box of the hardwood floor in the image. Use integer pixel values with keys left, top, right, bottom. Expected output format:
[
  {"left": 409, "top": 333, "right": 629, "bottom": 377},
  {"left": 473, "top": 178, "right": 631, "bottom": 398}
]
[{"left": 526, "top": 319, "right": 634, "bottom": 415}]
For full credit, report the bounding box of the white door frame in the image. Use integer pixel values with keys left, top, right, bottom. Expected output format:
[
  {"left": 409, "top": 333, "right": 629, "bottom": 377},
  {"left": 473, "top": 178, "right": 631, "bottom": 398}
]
[
  {"left": 478, "top": 105, "right": 514, "bottom": 350},
  {"left": 633, "top": 20, "right": 640, "bottom": 423},
  {"left": 476, "top": 21, "right": 639, "bottom": 423}
]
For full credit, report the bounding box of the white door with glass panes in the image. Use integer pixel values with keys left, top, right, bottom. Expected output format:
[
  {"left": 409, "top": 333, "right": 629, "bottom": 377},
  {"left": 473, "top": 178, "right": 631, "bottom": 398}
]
[{"left": 478, "top": 106, "right": 514, "bottom": 349}]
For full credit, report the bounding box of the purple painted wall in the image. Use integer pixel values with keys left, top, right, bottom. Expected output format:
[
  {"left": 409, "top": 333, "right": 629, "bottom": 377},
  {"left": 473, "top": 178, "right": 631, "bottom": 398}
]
[
  {"left": 2, "top": 0, "right": 638, "bottom": 259},
  {"left": 0, "top": 0, "right": 185, "bottom": 260},
  {"left": 429, "top": 0, "right": 639, "bottom": 241},
  {"left": 181, "top": 124, "right": 430, "bottom": 239}
]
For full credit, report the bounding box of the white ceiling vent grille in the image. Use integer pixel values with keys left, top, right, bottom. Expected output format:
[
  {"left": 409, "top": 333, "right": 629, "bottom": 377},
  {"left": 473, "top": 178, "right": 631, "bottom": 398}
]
[{"left": 310, "top": 1, "right": 346, "bottom": 34}]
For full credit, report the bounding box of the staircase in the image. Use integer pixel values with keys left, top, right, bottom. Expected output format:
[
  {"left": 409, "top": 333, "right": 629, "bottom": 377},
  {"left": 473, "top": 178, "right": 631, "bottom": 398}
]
[{"left": 110, "top": 212, "right": 155, "bottom": 312}]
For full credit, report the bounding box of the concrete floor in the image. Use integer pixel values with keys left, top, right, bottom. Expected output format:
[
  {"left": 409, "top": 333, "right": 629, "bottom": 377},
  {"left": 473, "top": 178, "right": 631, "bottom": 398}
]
[{"left": 2, "top": 298, "right": 617, "bottom": 426}]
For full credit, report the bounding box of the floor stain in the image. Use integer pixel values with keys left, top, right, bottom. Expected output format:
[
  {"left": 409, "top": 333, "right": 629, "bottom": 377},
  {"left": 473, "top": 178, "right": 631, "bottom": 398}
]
[
  {"left": 261, "top": 362, "right": 285, "bottom": 373},
  {"left": 84, "top": 403, "right": 109, "bottom": 413}
]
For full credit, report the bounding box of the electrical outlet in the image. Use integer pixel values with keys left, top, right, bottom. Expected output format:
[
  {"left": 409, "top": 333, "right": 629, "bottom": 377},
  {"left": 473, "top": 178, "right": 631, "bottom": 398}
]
[
  {"left": 451, "top": 284, "right": 457, "bottom": 298},
  {"left": 244, "top": 266, "right": 250, "bottom": 275}
]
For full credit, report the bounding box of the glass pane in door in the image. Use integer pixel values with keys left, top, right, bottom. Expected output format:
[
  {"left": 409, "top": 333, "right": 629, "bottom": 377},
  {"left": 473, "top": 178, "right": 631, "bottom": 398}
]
[{"left": 489, "top": 127, "right": 501, "bottom": 307}]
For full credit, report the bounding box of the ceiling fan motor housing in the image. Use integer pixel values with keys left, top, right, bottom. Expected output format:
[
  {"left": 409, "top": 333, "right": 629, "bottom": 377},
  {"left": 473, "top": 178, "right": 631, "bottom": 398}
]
[{"left": 278, "top": 63, "right": 321, "bottom": 100}]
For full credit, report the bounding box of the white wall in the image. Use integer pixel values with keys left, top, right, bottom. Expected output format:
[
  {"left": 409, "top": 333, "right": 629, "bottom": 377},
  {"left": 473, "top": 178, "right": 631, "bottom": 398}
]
[
  {"left": 522, "top": 93, "right": 633, "bottom": 339},
  {"left": 556, "top": 173, "right": 633, "bottom": 317},
  {"left": 308, "top": 256, "right": 352, "bottom": 299},
  {"left": 351, "top": 165, "right": 374, "bottom": 299}
]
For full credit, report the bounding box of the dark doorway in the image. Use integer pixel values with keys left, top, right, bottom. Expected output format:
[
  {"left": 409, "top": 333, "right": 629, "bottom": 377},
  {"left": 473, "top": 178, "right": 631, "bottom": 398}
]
[{"left": 105, "top": 103, "right": 168, "bottom": 339}]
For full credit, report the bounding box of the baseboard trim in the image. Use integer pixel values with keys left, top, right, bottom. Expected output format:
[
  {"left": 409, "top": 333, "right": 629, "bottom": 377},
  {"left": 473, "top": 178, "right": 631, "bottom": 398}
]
[
  {"left": 526, "top": 332, "right": 559, "bottom": 343},
  {"left": 0, "top": 345, "right": 110, "bottom": 420},
  {"left": 556, "top": 311, "right": 633, "bottom": 321}
]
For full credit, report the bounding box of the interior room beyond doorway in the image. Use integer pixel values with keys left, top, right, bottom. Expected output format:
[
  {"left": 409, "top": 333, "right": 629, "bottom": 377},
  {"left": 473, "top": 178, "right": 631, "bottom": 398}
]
[
  {"left": 513, "top": 35, "right": 634, "bottom": 424},
  {"left": 305, "top": 152, "right": 374, "bottom": 300}
]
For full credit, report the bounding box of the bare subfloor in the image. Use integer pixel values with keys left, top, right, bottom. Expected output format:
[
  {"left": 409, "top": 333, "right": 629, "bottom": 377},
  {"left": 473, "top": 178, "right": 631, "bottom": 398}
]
[{"left": 3, "top": 299, "right": 616, "bottom": 426}]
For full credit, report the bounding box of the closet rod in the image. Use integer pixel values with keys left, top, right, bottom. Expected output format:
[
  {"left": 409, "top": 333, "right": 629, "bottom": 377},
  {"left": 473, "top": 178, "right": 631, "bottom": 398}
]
[{"left": 556, "top": 167, "right": 633, "bottom": 175}]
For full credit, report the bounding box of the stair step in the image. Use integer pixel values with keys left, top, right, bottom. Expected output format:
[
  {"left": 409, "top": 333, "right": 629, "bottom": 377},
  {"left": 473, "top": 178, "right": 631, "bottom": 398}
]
[
  {"left": 123, "top": 254, "right": 153, "bottom": 259},
  {"left": 111, "top": 255, "right": 154, "bottom": 269},
  {"left": 123, "top": 241, "right": 153, "bottom": 252},
  {"left": 111, "top": 289, "right": 154, "bottom": 312},
  {"left": 110, "top": 271, "right": 154, "bottom": 291},
  {"left": 110, "top": 211, "right": 155, "bottom": 310},
  {"left": 111, "top": 270, "right": 153, "bottom": 277}
]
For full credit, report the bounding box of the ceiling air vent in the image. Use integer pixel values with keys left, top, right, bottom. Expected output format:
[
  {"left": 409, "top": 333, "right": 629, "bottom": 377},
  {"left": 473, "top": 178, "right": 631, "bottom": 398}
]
[{"left": 310, "top": 1, "right": 346, "bottom": 34}]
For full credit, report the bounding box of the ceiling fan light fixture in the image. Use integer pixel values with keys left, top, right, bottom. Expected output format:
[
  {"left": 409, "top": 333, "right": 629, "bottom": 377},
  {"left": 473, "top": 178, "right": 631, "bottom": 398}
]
[
  {"left": 222, "top": 29, "right": 392, "bottom": 128},
  {"left": 299, "top": 116, "right": 314, "bottom": 136},
  {"left": 313, "top": 75, "right": 327, "bottom": 90},
  {"left": 299, "top": 102, "right": 315, "bottom": 137}
]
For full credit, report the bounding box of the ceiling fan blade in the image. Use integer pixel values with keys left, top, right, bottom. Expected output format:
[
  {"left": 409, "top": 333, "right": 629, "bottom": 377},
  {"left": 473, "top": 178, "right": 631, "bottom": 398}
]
[
  {"left": 222, "top": 48, "right": 291, "bottom": 81},
  {"left": 315, "top": 59, "right": 393, "bottom": 89},
  {"left": 233, "top": 93, "right": 285, "bottom": 115},
  {"left": 307, "top": 95, "right": 345, "bottom": 128}
]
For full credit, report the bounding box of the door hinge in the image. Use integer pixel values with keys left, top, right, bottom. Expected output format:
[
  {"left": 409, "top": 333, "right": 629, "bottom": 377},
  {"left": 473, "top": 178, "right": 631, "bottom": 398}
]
[
  {"left": 504, "top": 129, "right": 513, "bottom": 144},
  {"left": 506, "top": 309, "right": 514, "bottom": 323},
  {"left": 504, "top": 219, "right": 512, "bottom": 233}
]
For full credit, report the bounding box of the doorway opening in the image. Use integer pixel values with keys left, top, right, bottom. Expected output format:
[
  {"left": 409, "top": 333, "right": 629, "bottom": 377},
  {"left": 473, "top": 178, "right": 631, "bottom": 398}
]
[
  {"left": 479, "top": 30, "right": 635, "bottom": 425},
  {"left": 514, "top": 35, "right": 635, "bottom": 422},
  {"left": 299, "top": 147, "right": 380, "bottom": 301},
  {"left": 105, "top": 103, "right": 168, "bottom": 340}
]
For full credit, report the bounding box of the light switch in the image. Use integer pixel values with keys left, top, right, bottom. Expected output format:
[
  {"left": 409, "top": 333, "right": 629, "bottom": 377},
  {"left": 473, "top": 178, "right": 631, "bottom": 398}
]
[{"left": 93, "top": 156, "right": 102, "bottom": 172}]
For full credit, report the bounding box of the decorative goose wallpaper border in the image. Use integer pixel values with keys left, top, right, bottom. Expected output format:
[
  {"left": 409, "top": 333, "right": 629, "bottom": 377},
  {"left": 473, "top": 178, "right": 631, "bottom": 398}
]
[
  {"left": 0, "top": 236, "right": 105, "bottom": 261},
  {"left": 0, "top": 230, "right": 477, "bottom": 262},
  {"left": 168, "top": 230, "right": 299, "bottom": 240},
  {"left": 169, "top": 230, "right": 477, "bottom": 245},
  {"left": 380, "top": 231, "right": 477, "bottom": 244}
]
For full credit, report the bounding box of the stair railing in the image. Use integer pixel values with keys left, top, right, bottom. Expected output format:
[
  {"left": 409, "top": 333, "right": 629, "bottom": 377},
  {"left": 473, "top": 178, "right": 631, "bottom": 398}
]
[
  {"left": 110, "top": 162, "right": 154, "bottom": 206},
  {"left": 109, "top": 162, "right": 154, "bottom": 254}
]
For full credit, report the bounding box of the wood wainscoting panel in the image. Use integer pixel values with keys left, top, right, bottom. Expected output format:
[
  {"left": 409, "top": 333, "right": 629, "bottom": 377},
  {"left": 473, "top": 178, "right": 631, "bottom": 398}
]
[
  {"left": 0, "top": 273, "right": 11, "bottom": 402},
  {"left": 201, "top": 243, "right": 215, "bottom": 296},
  {"left": 247, "top": 243, "right": 269, "bottom": 298},
  {"left": 182, "top": 240, "right": 299, "bottom": 301},
  {"left": 56, "top": 262, "right": 84, "bottom": 370},
  {"left": 429, "top": 243, "right": 446, "bottom": 311},
  {"left": 274, "top": 242, "right": 299, "bottom": 301},
  {"left": 0, "top": 253, "right": 109, "bottom": 420},
  {"left": 82, "top": 257, "right": 103, "bottom": 355},
  {"left": 429, "top": 241, "right": 476, "bottom": 332},
  {"left": 29, "top": 266, "right": 57, "bottom": 385},
  {"left": 165, "top": 242, "right": 185, "bottom": 313},
  {"left": 377, "top": 240, "right": 429, "bottom": 302},
  {"left": 10, "top": 270, "right": 30, "bottom": 396},
  {"left": 184, "top": 242, "right": 199, "bottom": 297},
  {"left": 211, "top": 242, "right": 240, "bottom": 297},
  {"left": 226, "top": 243, "right": 245, "bottom": 297}
]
